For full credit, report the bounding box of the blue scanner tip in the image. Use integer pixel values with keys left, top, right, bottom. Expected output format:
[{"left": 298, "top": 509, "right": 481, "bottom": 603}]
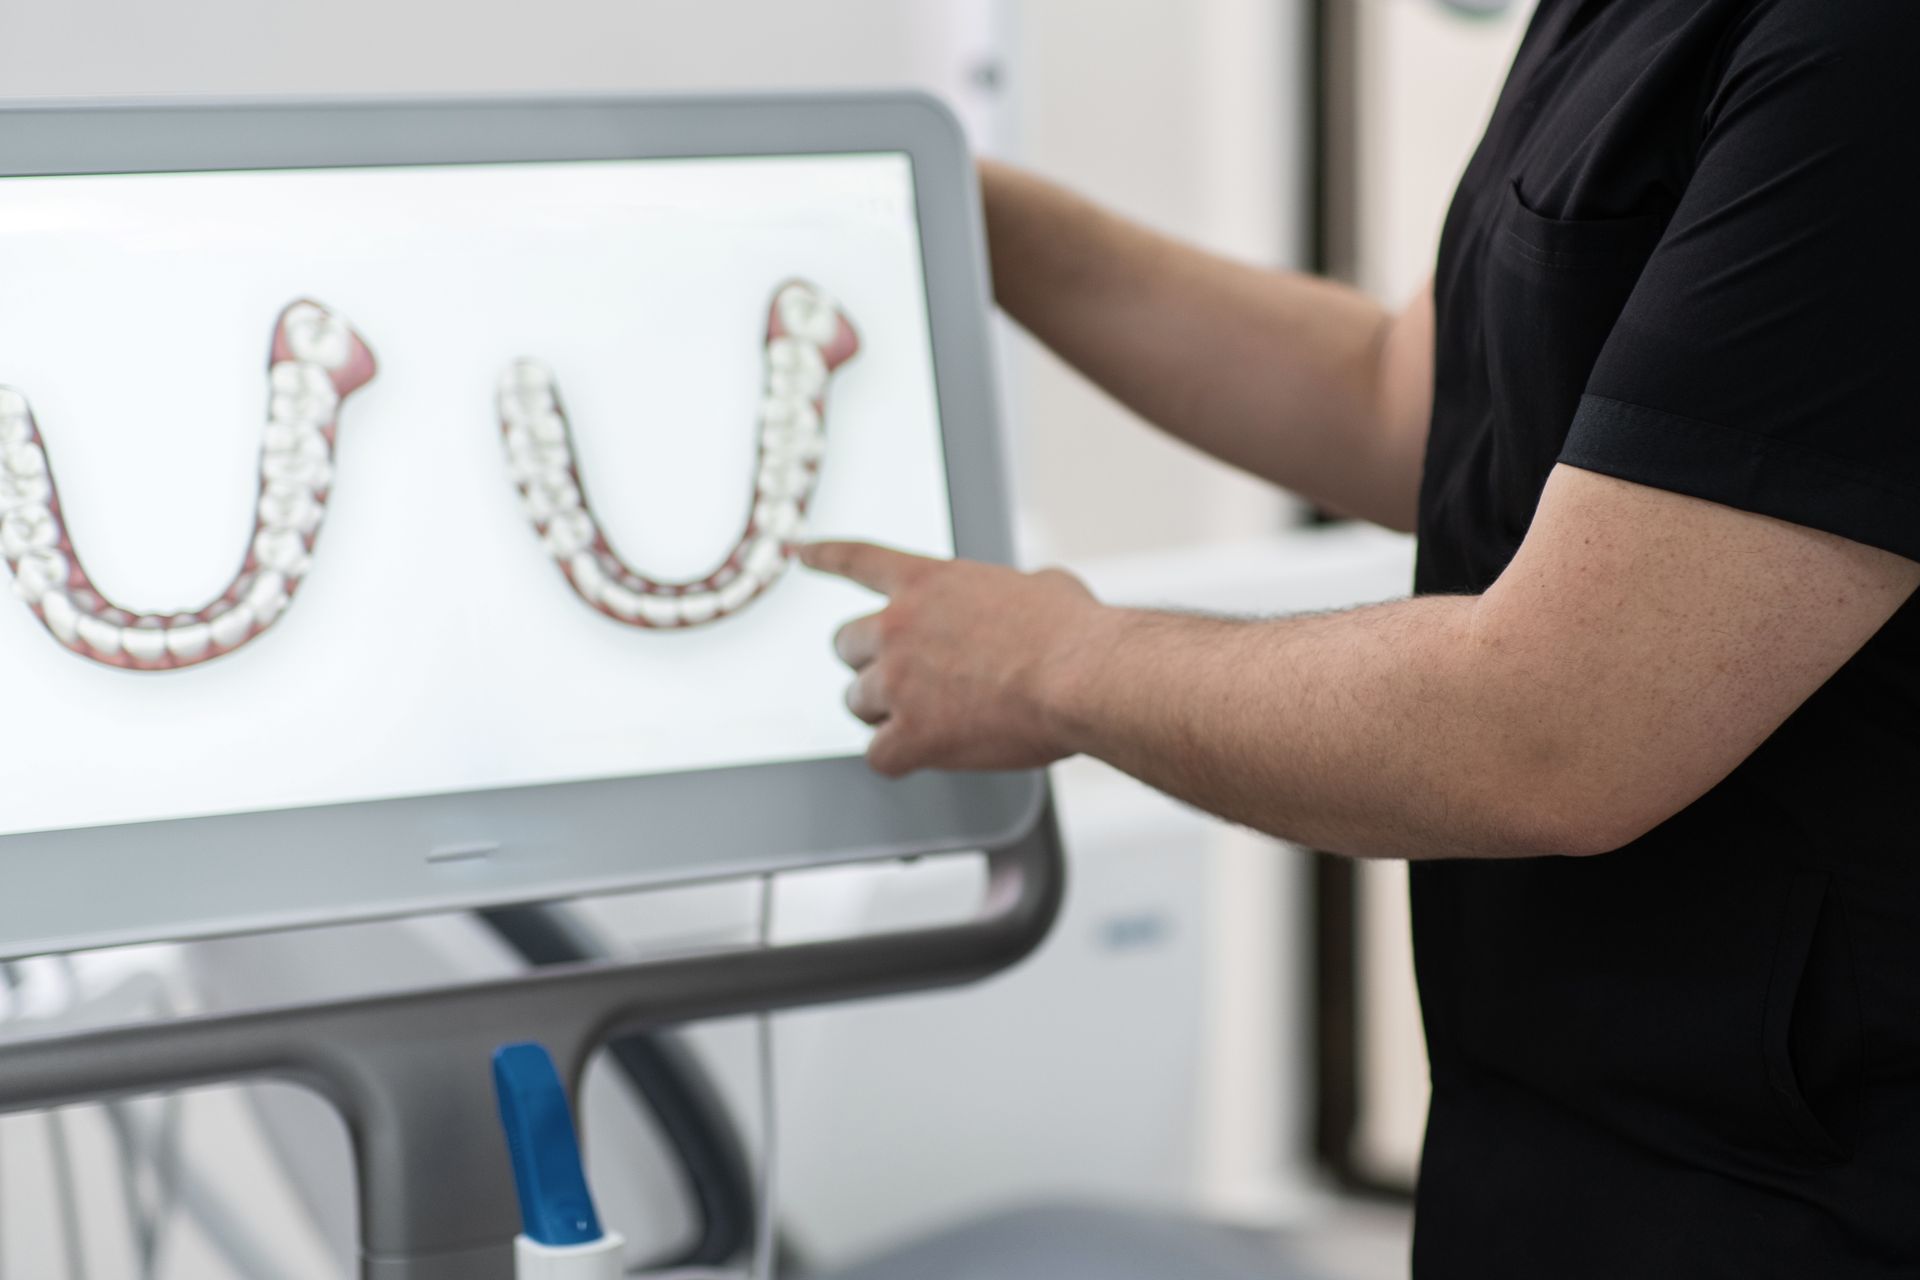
[{"left": 492, "top": 1041, "right": 605, "bottom": 1247}]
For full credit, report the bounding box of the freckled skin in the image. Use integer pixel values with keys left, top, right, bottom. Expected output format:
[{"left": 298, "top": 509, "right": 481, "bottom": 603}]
[{"left": 798, "top": 162, "right": 1920, "bottom": 861}]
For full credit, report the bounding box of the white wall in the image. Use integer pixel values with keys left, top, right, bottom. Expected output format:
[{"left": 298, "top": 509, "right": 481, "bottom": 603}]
[
  {"left": 999, "top": 0, "right": 1315, "bottom": 561},
  {"left": 0, "top": 0, "right": 1003, "bottom": 130}
]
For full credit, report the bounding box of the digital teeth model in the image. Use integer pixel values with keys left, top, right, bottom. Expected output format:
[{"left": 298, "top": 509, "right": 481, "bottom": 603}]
[
  {"left": 0, "top": 300, "right": 377, "bottom": 670},
  {"left": 499, "top": 280, "right": 860, "bottom": 629}
]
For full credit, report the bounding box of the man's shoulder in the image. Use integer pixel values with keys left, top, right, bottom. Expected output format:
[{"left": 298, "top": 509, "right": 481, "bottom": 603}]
[
  {"left": 1725, "top": 0, "right": 1919, "bottom": 68},
  {"left": 1707, "top": 0, "right": 1920, "bottom": 126}
]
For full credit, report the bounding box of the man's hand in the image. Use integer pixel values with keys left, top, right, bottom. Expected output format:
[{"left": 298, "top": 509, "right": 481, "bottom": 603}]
[
  {"left": 800, "top": 541, "right": 1104, "bottom": 777},
  {"left": 808, "top": 467, "right": 1920, "bottom": 861}
]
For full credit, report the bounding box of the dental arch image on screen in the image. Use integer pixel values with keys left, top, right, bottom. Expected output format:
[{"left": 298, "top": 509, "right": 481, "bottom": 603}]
[{"left": 0, "top": 153, "right": 954, "bottom": 839}]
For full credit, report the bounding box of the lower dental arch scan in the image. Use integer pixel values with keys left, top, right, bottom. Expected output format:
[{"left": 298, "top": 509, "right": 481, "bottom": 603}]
[{"left": 0, "top": 280, "right": 858, "bottom": 672}]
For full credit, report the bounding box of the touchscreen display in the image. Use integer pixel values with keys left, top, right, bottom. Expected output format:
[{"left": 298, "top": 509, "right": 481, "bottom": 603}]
[{"left": 0, "top": 153, "right": 952, "bottom": 837}]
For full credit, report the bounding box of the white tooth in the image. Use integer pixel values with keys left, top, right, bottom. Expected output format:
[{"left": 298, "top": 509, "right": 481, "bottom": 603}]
[
  {"left": 283, "top": 303, "right": 354, "bottom": 370},
  {"left": 269, "top": 361, "right": 319, "bottom": 395},
  {"left": 244, "top": 571, "right": 289, "bottom": 626},
  {"left": 792, "top": 429, "right": 826, "bottom": 463},
  {"left": 776, "top": 283, "right": 842, "bottom": 347},
  {"left": 760, "top": 500, "right": 802, "bottom": 542},
  {"left": 761, "top": 396, "right": 821, "bottom": 437},
  {"left": 505, "top": 427, "right": 569, "bottom": 482},
  {"left": 259, "top": 484, "right": 323, "bottom": 534},
  {"left": 501, "top": 390, "right": 555, "bottom": 429},
  {"left": 39, "top": 590, "right": 79, "bottom": 644},
  {"left": 638, "top": 594, "right": 682, "bottom": 626},
  {"left": 12, "top": 548, "right": 66, "bottom": 602},
  {"left": 165, "top": 622, "right": 211, "bottom": 660},
  {"left": 0, "top": 389, "right": 26, "bottom": 418},
  {"left": 568, "top": 552, "right": 609, "bottom": 600},
  {"left": 538, "top": 474, "right": 582, "bottom": 512},
  {"left": 756, "top": 458, "right": 787, "bottom": 498},
  {"left": 678, "top": 592, "right": 719, "bottom": 625},
  {"left": 521, "top": 474, "right": 581, "bottom": 524},
  {"left": 758, "top": 421, "right": 800, "bottom": 465},
  {"left": 265, "top": 425, "right": 329, "bottom": 465},
  {"left": 270, "top": 389, "right": 337, "bottom": 429},
  {"left": 76, "top": 614, "right": 121, "bottom": 656},
  {"left": 209, "top": 603, "right": 255, "bottom": 648},
  {"left": 0, "top": 414, "right": 31, "bottom": 449},
  {"left": 262, "top": 452, "right": 332, "bottom": 490},
  {"left": 717, "top": 574, "right": 758, "bottom": 612},
  {"left": 5, "top": 442, "right": 47, "bottom": 479},
  {"left": 544, "top": 510, "right": 595, "bottom": 558},
  {"left": 529, "top": 448, "right": 572, "bottom": 481},
  {"left": 744, "top": 537, "right": 785, "bottom": 584},
  {"left": 757, "top": 458, "right": 815, "bottom": 501},
  {"left": 503, "top": 423, "right": 532, "bottom": 460},
  {"left": 264, "top": 420, "right": 330, "bottom": 456},
  {"left": 253, "top": 528, "right": 310, "bottom": 575},
  {"left": 766, "top": 338, "right": 828, "bottom": 401},
  {"left": 500, "top": 360, "right": 554, "bottom": 412},
  {"left": 1, "top": 507, "right": 56, "bottom": 558},
  {"left": 122, "top": 626, "right": 167, "bottom": 663},
  {"left": 599, "top": 583, "right": 645, "bottom": 620},
  {"left": 269, "top": 360, "right": 340, "bottom": 424},
  {"left": 0, "top": 473, "right": 50, "bottom": 512},
  {"left": 525, "top": 409, "right": 567, "bottom": 445}
]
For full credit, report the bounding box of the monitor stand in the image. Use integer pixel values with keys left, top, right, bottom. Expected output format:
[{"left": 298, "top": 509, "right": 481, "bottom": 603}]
[{"left": 0, "top": 806, "right": 1063, "bottom": 1280}]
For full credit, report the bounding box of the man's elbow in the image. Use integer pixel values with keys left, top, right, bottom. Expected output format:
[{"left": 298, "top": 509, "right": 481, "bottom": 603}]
[{"left": 1491, "top": 768, "right": 1682, "bottom": 860}]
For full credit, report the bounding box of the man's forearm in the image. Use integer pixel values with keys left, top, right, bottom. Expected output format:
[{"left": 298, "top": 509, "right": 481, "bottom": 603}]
[
  {"left": 981, "top": 160, "right": 1429, "bottom": 530},
  {"left": 1038, "top": 600, "right": 1591, "bottom": 861}
]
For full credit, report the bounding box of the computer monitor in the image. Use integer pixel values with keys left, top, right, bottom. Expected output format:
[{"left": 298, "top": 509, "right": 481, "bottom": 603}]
[{"left": 0, "top": 95, "right": 1042, "bottom": 958}]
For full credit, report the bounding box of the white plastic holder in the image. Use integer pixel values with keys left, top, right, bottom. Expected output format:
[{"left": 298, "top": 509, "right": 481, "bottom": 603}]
[{"left": 515, "top": 1230, "right": 628, "bottom": 1280}]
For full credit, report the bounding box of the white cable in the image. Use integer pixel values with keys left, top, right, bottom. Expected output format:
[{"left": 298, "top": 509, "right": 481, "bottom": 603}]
[
  {"left": 146, "top": 1095, "right": 184, "bottom": 1271},
  {"left": 751, "top": 874, "right": 779, "bottom": 1280},
  {"left": 53, "top": 956, "right": 157, "bottom": 1280},
  {"left": 45, "top": 1110, "right": 89, "bottom": 1280},
  {"left": 38, "top": 959, "right": 89, "bottom": 1280},
  {"left": 102, "top": 1104, "right": 154, "bottom": 1276}
]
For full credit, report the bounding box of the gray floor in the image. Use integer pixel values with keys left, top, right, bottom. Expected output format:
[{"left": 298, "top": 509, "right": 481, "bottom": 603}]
[
  {"left": 1276, "top": 1200, "right": 1413, "bottom": 1280},
  {"left": 820, "top": 1198, "right": 1415, "bottom": 1280}
]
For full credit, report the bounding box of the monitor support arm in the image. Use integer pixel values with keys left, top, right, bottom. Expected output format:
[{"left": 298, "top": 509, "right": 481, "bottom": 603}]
[{"left": 0, "top": 804, "right": 1064, "bottom": 1280}]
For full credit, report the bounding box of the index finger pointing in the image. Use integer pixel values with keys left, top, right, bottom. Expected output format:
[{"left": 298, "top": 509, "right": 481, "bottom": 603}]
[{"left": 799, "top": 540, "right": 936, "bottom": 596}]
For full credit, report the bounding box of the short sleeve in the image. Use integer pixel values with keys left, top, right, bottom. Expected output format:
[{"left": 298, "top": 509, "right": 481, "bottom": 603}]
[{"left": 1560, "top": 5, "right": 1920, "bottom": 561}]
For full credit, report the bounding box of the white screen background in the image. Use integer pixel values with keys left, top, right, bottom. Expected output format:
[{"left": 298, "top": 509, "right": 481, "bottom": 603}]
[{"left": 0, "top": 155, "right": 951, "bottom": 836}]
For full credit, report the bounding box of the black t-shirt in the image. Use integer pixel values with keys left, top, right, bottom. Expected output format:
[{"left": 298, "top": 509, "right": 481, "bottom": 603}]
[{"left": 1414, "top": 2, "right": 1920, "bottom": 1276}]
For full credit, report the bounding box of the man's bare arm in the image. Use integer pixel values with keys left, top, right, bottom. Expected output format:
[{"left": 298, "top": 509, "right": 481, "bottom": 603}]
[
  {"left": 804, "top": 467, "right": 1920, "bottom": 860},
  {"left": 981, "top": 160, "right": 1434, "bottom": 531}
]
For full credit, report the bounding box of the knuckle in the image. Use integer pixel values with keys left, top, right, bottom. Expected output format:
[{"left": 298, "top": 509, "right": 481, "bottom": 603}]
[
  {"left": 870, "top": 743, "right": 912, "bottom": 778},
  {"left": 1035, "top": 566, "right": 1079, "bottom": 589}
]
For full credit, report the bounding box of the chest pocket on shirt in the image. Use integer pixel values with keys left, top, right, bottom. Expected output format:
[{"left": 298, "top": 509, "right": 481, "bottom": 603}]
[{"left": 1481, "top": 180, "right": 1667, "bottom": 527}]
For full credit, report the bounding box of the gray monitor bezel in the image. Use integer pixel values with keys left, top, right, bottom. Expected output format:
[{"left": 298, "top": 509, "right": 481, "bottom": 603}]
[{"left": 0, "top": 92, "right": 1045, "bottom": 959}]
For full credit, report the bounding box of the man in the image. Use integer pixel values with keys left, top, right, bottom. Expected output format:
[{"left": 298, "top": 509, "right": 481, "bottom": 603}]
[{"left": 803, "top": 2, "right": 1920, "bottom": 1276}]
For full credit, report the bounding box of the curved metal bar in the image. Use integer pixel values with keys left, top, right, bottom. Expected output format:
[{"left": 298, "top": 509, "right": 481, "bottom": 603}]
[{"left": 0, "top": 801, "right": 1064, "bottom": 1280}]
